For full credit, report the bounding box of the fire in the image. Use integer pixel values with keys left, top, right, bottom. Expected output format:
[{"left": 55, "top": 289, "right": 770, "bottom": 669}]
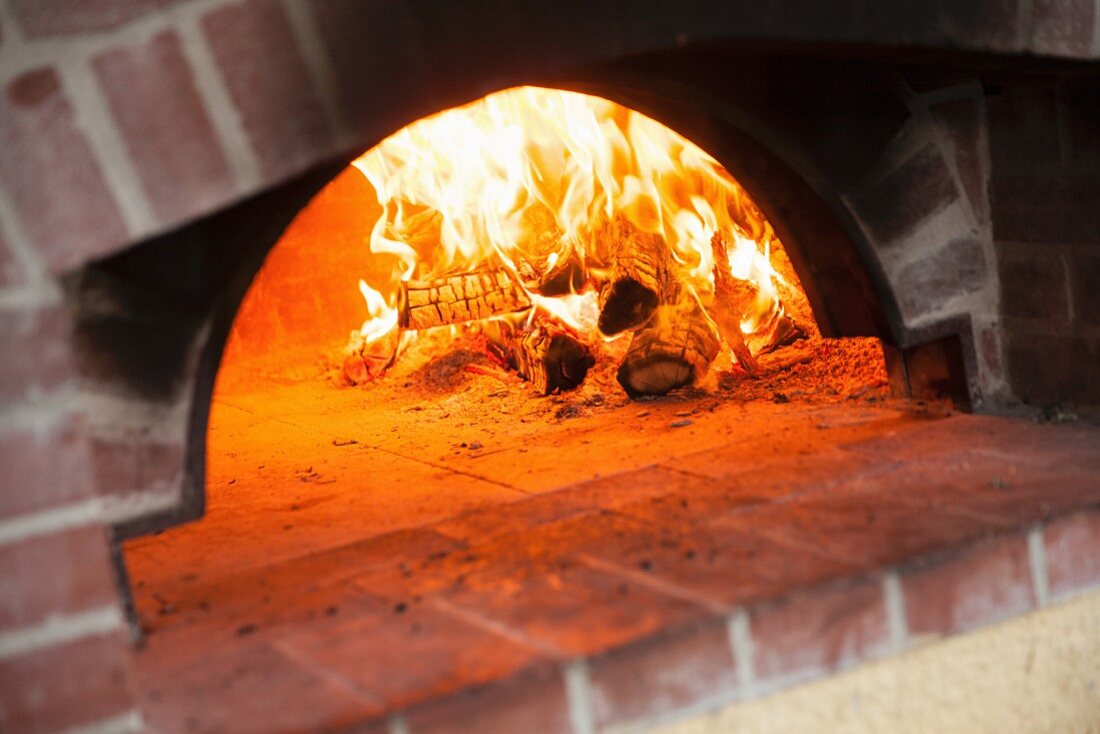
[{"left": 345, "top": 86, "right": 806, "bottom": 394}]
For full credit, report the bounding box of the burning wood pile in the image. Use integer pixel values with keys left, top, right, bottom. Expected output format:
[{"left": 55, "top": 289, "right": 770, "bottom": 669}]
[{"left": 340, "top": 87, "right": 811, "bottom": 398}]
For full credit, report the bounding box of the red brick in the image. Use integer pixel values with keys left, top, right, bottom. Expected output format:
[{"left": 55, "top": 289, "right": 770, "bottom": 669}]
[
  {"left": 588, "top": 619, "right": 738, "bottom": 728},
  {"left": 10, "top": 0, "right": 184, "bottom": 37},
  {"left": 201, "top": 0, "right": 334, "bottom": 182},
  {"left": 751, "top": 580, "right": 889, "bottom": 687},
  {"left": 89, "top": 433, "right": 184, "bottom": 499},
  {"left": 137, "top": 640, "right": 376, "bottom": 734},
  {"left": 1005, "top": 331, "right": 1100, "bottom": 404},
  {"left": 0, "top": 525, "right": 116, "bottom": 634},
  {"left": 0, "top": 223, "right": 27, "bottom": 287},
  {"left": 1044, "top": 510, "right": 1100, "bottom": 600},
  {"left": 92, "top": 30, "right": 235, "bottom": 225},
  {"left": 998, "top": 247, "right": 1069, "bottom": 321},
  {"left": 903, "top": 536, "right": 1036, "bottom": 636},
  {"left": 405, "top": 666, "right": 572, "bottom": 734},
  {"left": 0, "top": 417, "right": 95, "bottom": 520},
  {"left": 0, "top": 69, "right": 128, "bottom": 271},
  {"left": 1031, "top": 0, "right": 1096, "bottom": 56},
  {"left": 278, "top": 601, "right": 544, "bottom": 710},
  {"left": 0, "top": 631, "right": 135, "bottom": 734},
  {"left": 0, "top": 302, "right": 77, "bottom": 403}
]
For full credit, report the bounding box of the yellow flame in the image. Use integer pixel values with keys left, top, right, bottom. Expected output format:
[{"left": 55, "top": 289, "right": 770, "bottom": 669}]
[{"left": 350, "top": 86, "right": 787, "bottom": 349}]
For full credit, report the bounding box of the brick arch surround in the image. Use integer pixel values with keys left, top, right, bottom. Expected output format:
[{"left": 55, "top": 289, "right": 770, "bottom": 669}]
[{"left": 1, "top": 1, "right": 1099, "bottom": 732}]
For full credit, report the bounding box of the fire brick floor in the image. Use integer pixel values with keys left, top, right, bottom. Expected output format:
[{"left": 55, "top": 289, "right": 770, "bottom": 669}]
[{"left": 123, "top": 377, "right": 1100, "bottom": 734}]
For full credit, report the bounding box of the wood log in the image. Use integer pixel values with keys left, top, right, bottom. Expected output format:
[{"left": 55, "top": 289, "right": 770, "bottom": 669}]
[
  {"left": 341, "top": 328, "right": 400, "bottom": 385},
  {"left": 595, "top": 217, "right": 669, "bottom": 336},
  {"left": 616, "top": 302, "right": 721, "bottom": 397},
  {"left": 512, "top": 203, "right": 586, "bottom": 296},
  {"left": 485, "top": 315, "right": 595, "bottom": 395},
  {"left": 709, "top": 231, "right": 759, "bottom": 372},
  {"left": 398, "top": 268, "right": 531, "bottom": 330}
]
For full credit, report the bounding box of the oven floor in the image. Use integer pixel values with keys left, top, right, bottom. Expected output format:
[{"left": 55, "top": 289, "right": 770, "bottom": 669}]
[{"left": 124, "top": 376, "right": 1100, "bottom": 733}]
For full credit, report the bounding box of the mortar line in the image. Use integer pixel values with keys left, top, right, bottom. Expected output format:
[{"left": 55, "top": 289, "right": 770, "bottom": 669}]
[
  {"left": 577, "top": 554, "right": 729, "bottom": 615},
  {"left": 728, "top": 608, "right": 755, "bottom": 699},
  {"left": 271, "top": 638, "right": 387, "bottom": 707},
  {"left": 59, "top": 710, "right": 144, "bottom": 734},
  {"left": 0, "top": 605, "right": 123, "bottom": 659},
  {"left": 280, "top": 0, "right": 354, "bottom": 147},
  {"left": 429, "top": 597, "right": 565, "bottom": 658},
  {"left": 564, "top": 659, "right": 596, "bottom": 734},
  {"left": 1027, "top": 526, "right": 1050, "bottom": 608},
  {"left": 388, "top": 714, "right": 410, "bottom": 734},
  {"left": 883, "top": 571, "right": 908, "bottom": 652}
]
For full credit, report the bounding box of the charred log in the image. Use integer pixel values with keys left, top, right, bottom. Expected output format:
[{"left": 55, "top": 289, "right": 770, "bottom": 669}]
[
  {"left": 512, "top": 203, "right": 586, "bottom": 296},
  {"left": 486, "top": 316, "right": 595, "bottom": 395},
  {"left": 398, "top": 268, "right": 531, "bottom": 330},
  {"left": 709, "top": 232, "right": 759, "bottom": 372},
  {"left": 596, "top": 218, "right": 669, "bottom": 336},
  {"left": 616, "top": 302, "right": 721, "bottom": 397}
]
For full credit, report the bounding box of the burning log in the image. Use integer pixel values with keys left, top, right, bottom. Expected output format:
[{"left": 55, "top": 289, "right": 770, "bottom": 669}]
[
  {"left": 512, "top": 203, "right": 586, "bottom": 296},
  {"left": 341, "top": 328, "right": 401, "bottom": 385},
  {"left": 616, "top": 301, "right": 721, "bottom": 397},
  {"left": 398, "top": 268, "right": 531, "bottom": 330},
  {"left": 486, "top": 315, "right": 595, "bottom": 395},
  {"left": 709, "top": 232, "right": 759, "bottom": 372},
  {"left": 595, "top": 218, "right": 669, "bottom": 336}
]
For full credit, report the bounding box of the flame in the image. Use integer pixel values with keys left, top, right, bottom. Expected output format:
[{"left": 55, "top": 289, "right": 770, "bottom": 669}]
[{"left": 350, "top": 86, "right": 790, "bottom": 356}]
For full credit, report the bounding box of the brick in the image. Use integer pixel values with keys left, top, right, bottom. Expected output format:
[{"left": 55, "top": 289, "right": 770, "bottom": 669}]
[
  {"left": 1004, "top": 331, "right": 1100, "bottom": 403},
  {"left": 278, "top": 602, "right": 544, "bottom": 710},
  {"left": 894, "top": 236, "right": 989, "bottom": 320},
  {"left": 92, "top": 30, "right": 235, "bottom": 225},
  {"left": 936, "top": 0, "right": 1020, "bottom": 52},
  {"left": 0, "top": 69, "right": 128, "bottom": 271},
  {"left": 0, "top": 416, "right": 96, "bottom": 519},
  {"left": 1061, "top": 78, "right": 1100, "bottom": 168},
  {"left": 405, "top": 666, "right": 572, "bottom": 734},
  {"left": 1031, "top": 0, "right": 1096, "bottom": 57},
  {"left": 998, "top": 247, "right": 1069, "bottom": 321},
  {"left": 931, "top": 96, "right": 991, "bottom": 226},
  {"left": 0, "top": 223, "right": 27, "bottom": 287},
  {"left": 202, "top": 0, "right": 334, "bottom": 182},
  {"left": 903, "top": 536, "right": 1036, "bottom": 637},
  {"left": 137, "top": 640, "right": 376, "bottom": 733},
  {"left": 10, "top": 0, "right": 184, "bottom": 37},
  {"left": 588, "top": 619, "right": 738, "bottom": 728},
  {"left": 0, "top": 631, "right": 135, "bottom": 734},
  {"left": 89, "top": 433, "right": 184, "bottom": 499},
  {"left": 309, "top": 0, "right": 439, "bottom": 135},
  {"left": 0, "top": 302, "right": 77, "bottom": 403},
  {"left": 854, "top": 144, "right": 959, "bottom": 247},
  {"left": 1044, "top": 510, "right": 1100, "bottom": 600},
  {"left": 1071, "top": 252, "right": 1100, "bottom": 326},
  {"left": 0, "top": 525, "right": 116, "bottom": 634},
  {"left": 751, "top": 580, "right": 889, "bottom": 686},
  {"left": 978, "top": 325, "right": 1004, "bottom": 381}
]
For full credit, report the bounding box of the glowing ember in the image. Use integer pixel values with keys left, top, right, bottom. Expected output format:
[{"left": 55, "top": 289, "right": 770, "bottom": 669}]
[{"left": 344, "top": 86, "right": 810, "bottom": 396}]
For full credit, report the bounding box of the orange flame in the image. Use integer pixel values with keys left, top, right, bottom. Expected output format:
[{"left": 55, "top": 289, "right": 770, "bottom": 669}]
[{"left": 350, "top": 86, "right": 787, "bottom": 355}]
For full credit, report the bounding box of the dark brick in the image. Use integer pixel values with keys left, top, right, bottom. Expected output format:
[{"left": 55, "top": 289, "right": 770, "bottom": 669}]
[
  {"left": 1072, "top": 252, "right": 1100, "bottom": 325},
  {"left": 903, "top": 536, "right": 1036, "bottom": 636},
  {"left": 855, "top": 144, "right": 959, "bottom": 247},
  {"left": 0, "top": 302, "right": 77, "bottom": 403},
  {"left": 309, "top": 0, "right": 440, "bottom": 136},
  {"left": 202, "top": 0, "right": 334, "bottom": 182},
  {"left": 0, "top": 69, "right": 128, "bottom": 271},
  {"left": 936, "top": 0, "right": 1020, "bottom": 51},
  {"left": 998, "top": 247, "right": 1069, "bottom": 321},
  {"left": 588, "top": 620, "right": 738, "bottom": 728},
  {"left": 0, "top": 631, "right": 135, "bottom": 734},
  {"left": 405, "top": 666, "right": 572, "bottom": 734},
  {"left": 0, "top": 416, "right": 96, "bottom": 519},
  {"left": 895, "top": 236, "right": 989, "bottom": 320},
  {"left": 752, "top": 580, "right": 889, "bottom": 687},
  {"left": 1004, "top": 331, "right": 1100, "bottom": 403},
  {"left": 1044, "top": 510, "right": 1100, "bottom": 600},
  {"left": 10, "top": 0, "right": 184, "bottom": 37},
  {"left": 931, "top": 96, "right": 991, "bottom": 226},
  {"left": 1061, "top": 78, "right": 1100, "bottom": 168},
  {"left": 92, "top": 30, "right": 235, "bottom": 225},
  {"left": 987, "top": 83, "right": 1061, "bottom": 176},
  {"left": 0, "top": 525, "right": 116, "bottom": 633},
  {"left": 1031, "top": 0, "right": 1096, "bottom": 57}
]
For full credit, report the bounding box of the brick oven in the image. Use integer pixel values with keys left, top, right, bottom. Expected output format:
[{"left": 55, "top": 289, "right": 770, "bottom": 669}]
[{"left": 1, "top": 2, "right": 1099, "bottom": 733}]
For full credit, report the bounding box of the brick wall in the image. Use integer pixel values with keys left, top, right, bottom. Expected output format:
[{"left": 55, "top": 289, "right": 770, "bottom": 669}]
[
  {"left": 988, "top": 74, "right": 1100, "bottom": 407},
  {"left": 1, "top": 1, "right": 1098, "bottom": 731}
]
